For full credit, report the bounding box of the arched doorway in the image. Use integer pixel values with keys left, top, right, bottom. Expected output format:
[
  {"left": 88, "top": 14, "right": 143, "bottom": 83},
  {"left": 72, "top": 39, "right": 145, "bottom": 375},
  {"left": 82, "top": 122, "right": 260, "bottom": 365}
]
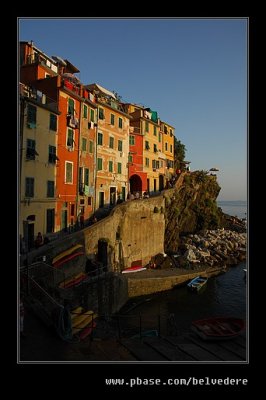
[
  {"left": 129, "top": 174, "right": 142, "bottom": 194},
  {"left": 159, "top": 175, "right": 164, "bottom": 191}
]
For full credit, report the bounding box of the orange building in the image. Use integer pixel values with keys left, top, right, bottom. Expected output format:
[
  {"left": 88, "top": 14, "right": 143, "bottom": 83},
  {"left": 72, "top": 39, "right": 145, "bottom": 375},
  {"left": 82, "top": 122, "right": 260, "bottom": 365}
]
[
  {"left": 77, "top": 89, "right": 97, "bottom": 221},
  {"left": 86, "top": 84, "right": 130, "bottom": 209},
  {"left": 19, "top": 41, "right": 97, "bottom": 231}
]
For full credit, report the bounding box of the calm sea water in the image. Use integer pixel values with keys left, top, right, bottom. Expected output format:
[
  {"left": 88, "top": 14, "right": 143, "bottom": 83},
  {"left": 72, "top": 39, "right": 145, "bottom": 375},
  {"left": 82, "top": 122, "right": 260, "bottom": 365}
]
[
  {"left": 217, "top": 200, "right": 247, "bottom": 219},
  {"left": 121, "top": 262, "right": 247, "bottom": 336}
]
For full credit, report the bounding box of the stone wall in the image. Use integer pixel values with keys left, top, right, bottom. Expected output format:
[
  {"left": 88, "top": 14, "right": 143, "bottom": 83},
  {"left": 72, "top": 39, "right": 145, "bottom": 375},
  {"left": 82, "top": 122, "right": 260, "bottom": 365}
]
[
  {"left": 127, "top": 267, "right": 225, "bottom": 298},
  {"left": 83, "top": 196, "right": 165, "bottom": 269}
]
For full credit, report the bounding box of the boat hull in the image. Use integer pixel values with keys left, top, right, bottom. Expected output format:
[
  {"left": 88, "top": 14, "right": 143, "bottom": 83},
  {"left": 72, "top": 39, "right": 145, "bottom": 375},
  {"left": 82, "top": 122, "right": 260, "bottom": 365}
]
[
  {"left": 187, "top": 276, "right": 208, "bottom": 292},
  {"left": 191, "top": 317, "right": 245, "bottom": 341}
]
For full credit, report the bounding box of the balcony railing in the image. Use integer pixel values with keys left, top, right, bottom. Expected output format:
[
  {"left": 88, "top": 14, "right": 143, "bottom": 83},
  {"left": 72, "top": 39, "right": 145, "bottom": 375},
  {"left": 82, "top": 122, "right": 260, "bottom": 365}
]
[{"left": 20, "top": 83, "right": 59, "bottom": 112}]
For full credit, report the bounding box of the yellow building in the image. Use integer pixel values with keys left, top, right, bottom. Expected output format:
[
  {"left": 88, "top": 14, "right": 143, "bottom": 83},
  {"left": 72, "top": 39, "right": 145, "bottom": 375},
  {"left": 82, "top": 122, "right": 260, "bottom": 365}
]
[
  {"left": 160, "top": 121, "right": 175, "bottom": 184},
  {"left": 19, "top": 83, "right": 60, "bottom": 250},
  {"left": 86, "top": 84, "right": 130, "bottom": 209}
]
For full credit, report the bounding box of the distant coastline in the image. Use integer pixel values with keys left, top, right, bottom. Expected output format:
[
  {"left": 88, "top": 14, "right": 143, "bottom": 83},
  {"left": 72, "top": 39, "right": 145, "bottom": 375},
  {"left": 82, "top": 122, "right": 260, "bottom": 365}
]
[{"left": 217, "top": 200, "right": 247, "bottom": 219}]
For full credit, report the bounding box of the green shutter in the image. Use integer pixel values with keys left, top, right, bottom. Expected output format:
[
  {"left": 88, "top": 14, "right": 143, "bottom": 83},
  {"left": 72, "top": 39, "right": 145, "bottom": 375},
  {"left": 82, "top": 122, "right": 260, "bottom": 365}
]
[
  {"left": 84, "top": 168, "right": 89, "bottom": 185},
  {"left": 83, "top": 104, "right": 88, "bottom": 119},
  {"left": 68, "top": 98, "right": 74, "bottom": 114}
]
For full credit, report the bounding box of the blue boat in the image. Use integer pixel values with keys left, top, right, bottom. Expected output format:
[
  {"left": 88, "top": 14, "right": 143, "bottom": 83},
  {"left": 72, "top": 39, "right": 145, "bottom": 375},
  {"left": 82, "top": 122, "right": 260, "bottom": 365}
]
[{"left": 187, "top": 276, "right": 208, "bottom": 292}]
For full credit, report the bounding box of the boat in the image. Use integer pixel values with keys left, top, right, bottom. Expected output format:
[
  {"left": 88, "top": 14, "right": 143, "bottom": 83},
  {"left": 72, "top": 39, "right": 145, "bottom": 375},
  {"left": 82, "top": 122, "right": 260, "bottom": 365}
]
[
  {"left": 52, "top": 244, "right": 83, "bottom": 264},
  {"left": 191, "top": 317, "right": 245, "bottom": 341},
  {"left": 53, "top": 251, "right": 84, "bottom": 268},
  {"left": 122, "top": 266, "right": 147, "bottom": 274},
  {"left": 187, "top": 276, "right": 208, "bottom": 292}
]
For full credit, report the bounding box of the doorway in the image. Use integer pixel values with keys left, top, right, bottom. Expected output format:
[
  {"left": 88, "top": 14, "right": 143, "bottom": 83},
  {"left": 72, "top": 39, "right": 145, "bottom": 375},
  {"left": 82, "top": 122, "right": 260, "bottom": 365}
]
[
  {"left": 61, "top": 210, "right": 68, "bottom": 232},
  {"left": 110, "top": 187, "right": 116, "bottom": 206},
  {"left": 99, "top": 191, "right": 104, "bottom": 208}
]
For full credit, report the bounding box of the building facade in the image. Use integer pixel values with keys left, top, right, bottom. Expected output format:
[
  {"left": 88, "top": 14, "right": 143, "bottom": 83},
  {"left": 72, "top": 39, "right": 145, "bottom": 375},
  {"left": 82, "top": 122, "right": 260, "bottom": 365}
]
[
  {"left": 86, "top": 84, "right": 130, "bottom": 209},
  {"left": 20, "top": 83, "right": 60, "bottom": 249}
]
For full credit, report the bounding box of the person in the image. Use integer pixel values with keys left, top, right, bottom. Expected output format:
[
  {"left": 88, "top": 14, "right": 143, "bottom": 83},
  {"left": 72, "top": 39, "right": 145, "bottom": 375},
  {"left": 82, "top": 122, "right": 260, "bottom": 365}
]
[
  {"left": 35, "top": 232, "right": 43, "bottom": 248},
  {"left": 93, "top": 215, "right": 97, "bottom": 224},
  {"left": 20, "top": 296, "right": 26, "bottom": 337}
]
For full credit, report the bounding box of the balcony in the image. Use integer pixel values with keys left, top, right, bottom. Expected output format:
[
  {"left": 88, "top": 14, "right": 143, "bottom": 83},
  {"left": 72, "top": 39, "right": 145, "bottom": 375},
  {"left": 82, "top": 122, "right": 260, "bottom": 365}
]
[
  {"left": 20, "top": 83, "right": 59, "bottom": 113},
  {"left": 63, "top": 79, "right": 81, "bottom": 96},
  {"left": 67, "top": 114, "right": 79, "bottom": 129}
]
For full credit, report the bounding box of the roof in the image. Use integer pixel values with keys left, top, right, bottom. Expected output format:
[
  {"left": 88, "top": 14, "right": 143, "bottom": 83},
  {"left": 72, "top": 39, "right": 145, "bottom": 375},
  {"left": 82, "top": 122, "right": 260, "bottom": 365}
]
[
  {"left": 64, "top": 59, "right": 80, "bottom": 73},
  {"left": 86, "top": 83, "right": 116, "bottom": 99}
]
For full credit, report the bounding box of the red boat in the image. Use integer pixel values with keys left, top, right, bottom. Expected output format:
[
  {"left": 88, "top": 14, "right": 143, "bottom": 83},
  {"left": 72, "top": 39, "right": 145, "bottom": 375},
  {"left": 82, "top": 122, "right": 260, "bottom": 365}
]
[{"left": 191, "top": 317, "right": 245, "bottom": 341}]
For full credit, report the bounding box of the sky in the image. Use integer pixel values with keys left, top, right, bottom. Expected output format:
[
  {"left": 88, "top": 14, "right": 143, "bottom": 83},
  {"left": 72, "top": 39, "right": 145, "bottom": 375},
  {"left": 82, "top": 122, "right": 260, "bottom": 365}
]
[{"left": 19, "top": 18, "right": 247, "bottom": 201}]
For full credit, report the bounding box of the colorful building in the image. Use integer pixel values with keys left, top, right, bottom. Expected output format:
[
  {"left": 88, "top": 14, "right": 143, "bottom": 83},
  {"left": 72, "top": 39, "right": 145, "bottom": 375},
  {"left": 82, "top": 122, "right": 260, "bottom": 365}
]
[
  {"left": 19, "top": 83, "right": 60, "bottom": 249},
  {"left": 125, "top": 104, "right": 162, "bottom": 194},
  {"left": 160, "top": 121, "right": 175, "bottom": 186},
  {"left": 86, "top": 84, "right": 130, "bottom": 208},
  {"left": 77, "top": 90, "right": 97, "bottom": 220}
]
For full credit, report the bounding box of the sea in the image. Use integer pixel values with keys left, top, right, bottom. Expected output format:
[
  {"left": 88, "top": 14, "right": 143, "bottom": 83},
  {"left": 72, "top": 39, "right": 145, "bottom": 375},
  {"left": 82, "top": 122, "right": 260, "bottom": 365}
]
[
  {"left": 120, "top": 200, "right": 248, "bottom": 337},
  {"left": 217, "top": 200, "right": 247, "bottom": 220}
]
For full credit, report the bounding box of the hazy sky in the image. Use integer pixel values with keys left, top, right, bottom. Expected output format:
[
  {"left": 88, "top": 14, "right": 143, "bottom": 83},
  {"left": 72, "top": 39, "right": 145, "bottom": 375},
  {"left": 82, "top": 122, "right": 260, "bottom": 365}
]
[{"left": 19, "top": 18, "right": 247, "bottom": 201}]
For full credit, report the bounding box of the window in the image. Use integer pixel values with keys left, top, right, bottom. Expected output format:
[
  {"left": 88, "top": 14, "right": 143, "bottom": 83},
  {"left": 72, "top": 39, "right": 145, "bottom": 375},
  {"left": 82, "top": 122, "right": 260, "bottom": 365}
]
[
  {"left": 109, "top": 161, "right": 113, "bottom": 172},
  {"left": 47, "top": 181, "right": 55, "bottom": 197},
  {"left": 98, "top": 132, "right": 103, "bottom": 145},
  {"left": 128, "top": 155, "right": 133, "bottom": 163},
  {"left": 156, "top": 161, "right": 160, "bottom": 169},
  {"left": 145, "top": 121, "right": 149, "bottom": 133},
  {"left": 48, "top": 145, "right": 57, "bottom": 163},
  {"left": 109, "top": 136, "right": 114, "bottom": 149},
  {"left": 153, "top": 126, "right": 157, "bottom": 136},
  {"left": 97, "top": 158, "right": 103, "bottom": 170},
  {"left": 89, "top": 140, "right": 93, "bottom": 153},
  {"left": 25, "top": 177, "right": 34, "bottom": 197},
  {"left": 170, "top": 129, "right": 173, "bottom": 137},
  {"left": 90, "top": 109, "right": 95, "bottom": 122},
  {"left": 159, "top": 133, "right": 161, "bottom": 143},
  {"left": 129, "top": 135, "right": 135, "bottom": 145},
  {"left": 27, "top": 104, "right": 36, "bottom": 127},
  {"left": 118, "top": 117, "right": 123, "bottom": 129},
  {"left": 81, "top": 137, "right": 87, "bottom": 151},
  {"left": 84, "top": 168, "right": 89, "bottom": 186},
  {"left": 118, "top": 140, "right": 123, "bottom": 152},
  {"left": 49, "top": 114, "right": 57, "bottom": 131},
  {"left": 145, "top": 158, "right": 149, "bottom": 167},
  {"left": 110, "top": 114, "right": 115, "bottom": 125},
  {"left": 165, "top": 143, "right": 168, "bottom": 151},
  {"left": 154, "top": 144, "right": 157, "bottom": 153},
  {"left": 145, "top": 141, "right": 150, "bottom": 150},
  {"left": 26, "top": 139, "right": 38, "bottom": 160},
  {"left": 152, "top": 160, "right": 156, "bottom": 169},
  {"left": 99, "top": 107, "right": 104, "bottom": 120},
  {"left": 164, "top": 126, "right": 168, "bottom": 134},
  {"left": 65, "top": 162, "right": 73, "bottom": 183},
  {"left": 83, "top": 104, "right": 88, "bottom": 119},
  {"left": 68, "top": 98, "right": 74, "bottom": 115},
  {"left": 170, "top": 144, "right": 173, "bottom": 153},
  {"left": 88, "top": 197, "right": 92, "bottom": 206},
  {"left": 117, "top": 162, "right": 122, "bottom": 174},
  {"left": 67, "top": 129, "right": 74, "bottom": 149}
]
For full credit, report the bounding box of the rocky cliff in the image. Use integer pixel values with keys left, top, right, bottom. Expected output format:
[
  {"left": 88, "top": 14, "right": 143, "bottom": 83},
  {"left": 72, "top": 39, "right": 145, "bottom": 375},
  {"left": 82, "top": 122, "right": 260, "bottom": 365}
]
[{"left": 164, "top": 171, "right": 224, "bottom": 253}]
